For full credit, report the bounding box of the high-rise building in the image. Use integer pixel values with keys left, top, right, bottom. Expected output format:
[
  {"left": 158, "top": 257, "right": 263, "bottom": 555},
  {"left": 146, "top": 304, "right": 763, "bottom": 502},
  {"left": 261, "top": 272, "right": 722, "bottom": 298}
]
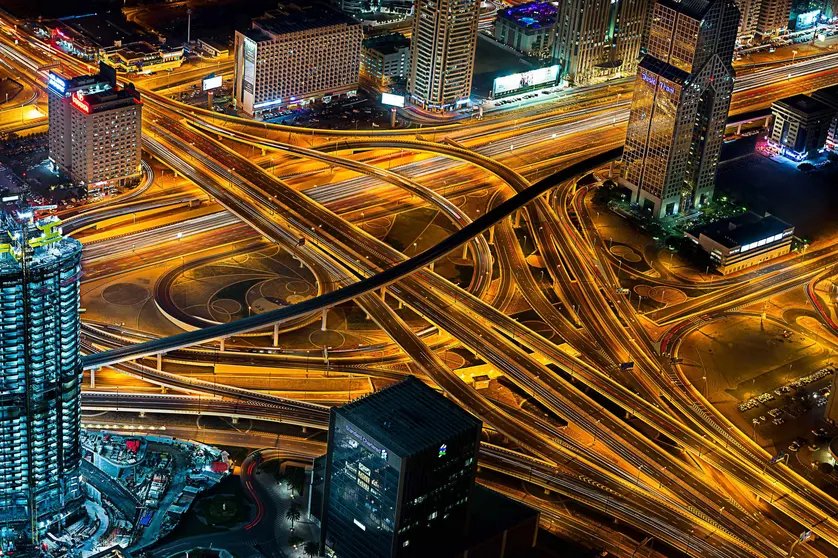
[
  {"left": 553, "top": 0, "right": 649, "bottom": 85},
  {"left": 620, "top": 0, "right": 739, "bottom": 218},
  {"left": 0, "top": 211, "right": 84, "bottom": 550},
  {"left": 408, "top": 0, "right": 480, "bottom": 111},
  {"left": 233, "top": 2, "right": 363, "bottom": 116},
  {"left": 494, "top": 2, "right": 559, "bottom": 60},
  {"left": 321, "top": 376, "right": 482, "bottom": 557},
  {"left": 47, "top": 63, "right": 142, "bottom": 191},
  {"left": 756, "top": 0, "right": 792, "bottom": 35},
  {"left": 361, "top": 34, "right": 411, "bottom": 88},
  {"left": 737, "top": 0, "right": 763, "bottom": 37}
]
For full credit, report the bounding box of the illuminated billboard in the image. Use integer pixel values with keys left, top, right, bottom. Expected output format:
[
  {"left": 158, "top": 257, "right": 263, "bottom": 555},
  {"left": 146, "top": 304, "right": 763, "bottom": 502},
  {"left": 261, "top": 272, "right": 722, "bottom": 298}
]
[
  {"left": 203, "top": 75, "right": 222, "bottom": 91},
  {"left": 492, "top": 65, "right": 559, "bottom": 97},
  {"left": 381, "top": 93, "right": 405, "bottom": 107},
  {"left": 48, "top": 72, "right": 67, "bottom": 94},
  {"left": 796, "top": 9, "right": 820, "bottom": 29}
]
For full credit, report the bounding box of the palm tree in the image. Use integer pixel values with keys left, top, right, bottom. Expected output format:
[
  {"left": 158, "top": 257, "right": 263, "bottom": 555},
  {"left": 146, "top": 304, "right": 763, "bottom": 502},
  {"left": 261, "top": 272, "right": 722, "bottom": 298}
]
[
  {"left": 285, "top": 504, "right": 301, "bottom": 531},
  {"left": 304, "top": 541, "right": 319, "bottom": 557}
]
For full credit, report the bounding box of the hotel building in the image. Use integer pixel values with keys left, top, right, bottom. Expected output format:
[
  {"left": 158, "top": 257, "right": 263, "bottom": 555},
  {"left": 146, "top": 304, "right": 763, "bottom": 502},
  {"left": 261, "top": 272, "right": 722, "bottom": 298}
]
[{"left": 233, "top": 2, "right": 363, "bottom": 116}]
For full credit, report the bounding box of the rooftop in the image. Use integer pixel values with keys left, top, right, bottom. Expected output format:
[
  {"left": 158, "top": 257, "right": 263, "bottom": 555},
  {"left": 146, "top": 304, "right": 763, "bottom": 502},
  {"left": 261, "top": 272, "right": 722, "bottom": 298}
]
[
  {"left": 638, "top": 56, "right": 690, "bottom": 86},
  {"left": 335, "top": 376, "right": 481, "bottom": 458},
  {"left": 82, "top": 85, "right": 141, "bottom": 112},
  {"left": 774, "top": 94, "right": 834, "bottom": 116},
  {"left": 811, "top": 86, "right": 838, "bottom": 110},
  {"left": 62, "top": 12, "right": 147, "bottom": 48},
  {"left": 363, "top": 33, "right": 410, "bottom": 55},
  {"left": 253, "top": 2, "right": 360, "bottom": 36},
  {"left": 497, "top": 2, "right": 559, "bottom": 29},
  {"left": 0, "top": 214, "right": 82, "bottom": 275},
  {"left": 657, "top": 0, "right": 712, "bottom": 20},
  {"left": 690, "top": 212, "right": 793, "bottom": 249}
]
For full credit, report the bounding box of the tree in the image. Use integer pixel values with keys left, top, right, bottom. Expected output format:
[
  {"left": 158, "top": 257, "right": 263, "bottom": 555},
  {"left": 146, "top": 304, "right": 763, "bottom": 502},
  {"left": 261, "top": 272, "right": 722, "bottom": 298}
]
[
  {"left": 285, "top": 504, "right": 301, "bottom": 531},
  {"left": 304, "top": 541, "right": 320, "bottom": 557},
  {"left": 798, "top": 161, "right": 815, "bottom": 172}
]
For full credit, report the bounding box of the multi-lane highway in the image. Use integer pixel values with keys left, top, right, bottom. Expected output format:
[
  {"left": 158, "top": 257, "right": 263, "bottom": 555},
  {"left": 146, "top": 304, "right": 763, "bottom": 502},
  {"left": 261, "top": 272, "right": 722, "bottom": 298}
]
[{"left": 5, "top": 18, "right": 838, "bottom": 555}]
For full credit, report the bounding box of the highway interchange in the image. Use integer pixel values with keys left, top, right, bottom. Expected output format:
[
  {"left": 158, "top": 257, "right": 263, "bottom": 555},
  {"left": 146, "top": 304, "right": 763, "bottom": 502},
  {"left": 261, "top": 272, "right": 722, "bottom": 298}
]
[{"left": 4, "top": 14, "right": 838, "bottom": 557}]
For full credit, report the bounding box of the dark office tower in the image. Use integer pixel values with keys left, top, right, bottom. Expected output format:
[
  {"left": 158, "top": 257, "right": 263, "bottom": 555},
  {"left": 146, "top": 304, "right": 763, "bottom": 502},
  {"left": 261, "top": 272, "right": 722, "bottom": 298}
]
[
  {"left": 621, "top": 0, "right": 739, "bottom": 218},
  {"left": 321, "top": 376, "right": 481, "bottom": 558},
  {"left": 0, "top": 212, "right": 83, "bottom": 550}
]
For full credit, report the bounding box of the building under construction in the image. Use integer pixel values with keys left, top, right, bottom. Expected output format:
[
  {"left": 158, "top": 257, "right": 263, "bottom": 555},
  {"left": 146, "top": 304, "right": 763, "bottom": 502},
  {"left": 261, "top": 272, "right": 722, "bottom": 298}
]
[{"left": 0, "top": 209, "right": 84, "bottom": 551}]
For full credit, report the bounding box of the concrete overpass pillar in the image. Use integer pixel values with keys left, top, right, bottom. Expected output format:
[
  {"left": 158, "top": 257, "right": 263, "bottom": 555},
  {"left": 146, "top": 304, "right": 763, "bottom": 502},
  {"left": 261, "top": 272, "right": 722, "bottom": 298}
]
[
  {"left": 139, "top": 411, "right": 145, "bottom": 418},
  {"left": 157, "top": 353, "right": 162, "bottom": 371},
  {"left": 302, "top": 426, "right": 307, "bottom": 434},
  {"left": 489, "top": 225, "right": 495, "bottom": 245},
  {"left": 544, "top": 488, "right": 550, "bottom": 495},
  {"left": 273, "top": 323, "right": 279, "bottom": 347},
  {"left": 462, "top": 244, "right": 468, "bottom": 259},
  {"left": 429, "top": 261, "right": 434, "bottom": 273},
  {"left": 514, "top": 209, "right": 521, "bottom": 228},
  {"left": 261, "top": 147, "right": 266, "bottom": 156},
  {"left": 365, "top": 311, "right": 371, "bottom": 320},
  {"left": 231, "top": 417, "right": 239, "bottom": 424},
  {"left": 219, "top": 338, "right": 225, "bottom": 352},
  {"left": 381, "top": 287, "right": 386, "bottom": 301},
  {"left": 398, "top": 300, "right": 403, "bottom": 309},
  {"left": 90, "top": 367, "right": 95, "bottom": 389},
  {"left": 161, "top": 385, "right": 167, "bottom": 394},
  {"left": 737, "top": 123, "right": 742, "bottom": 135},
  {"left": 321, "top": 309, "right": 328, "bottom": 331}
]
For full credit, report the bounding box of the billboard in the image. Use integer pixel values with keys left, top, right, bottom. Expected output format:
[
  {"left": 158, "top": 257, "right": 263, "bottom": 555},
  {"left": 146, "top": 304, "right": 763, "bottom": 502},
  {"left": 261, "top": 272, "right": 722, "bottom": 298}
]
[
  {"left": 492, "top": 65, "right": 559, "bottom": 97},
  {"left": 48, "top": 72, "right": 67, "bottom": 94},
  {"left": 381, "top": 92, "right": 405, "bottom": 107},
  {"left": 243, "top": 37, "right": 256, "bottom": 94},
  {"left": 202, "top": 75, "right": 222, "bottom": 91}
]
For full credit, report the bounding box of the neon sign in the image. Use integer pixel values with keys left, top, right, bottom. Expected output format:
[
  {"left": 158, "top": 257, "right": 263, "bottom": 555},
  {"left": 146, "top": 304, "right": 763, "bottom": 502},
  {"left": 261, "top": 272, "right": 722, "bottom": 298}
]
[
  {"left": 71, "top": 93, "right": 90, "bottom": 113},
  {"left": 641, "top": 72, "right": 675, "bottom": 95},
  {"left": 48, "top": 73, "right": 66, "bottom": 93}
]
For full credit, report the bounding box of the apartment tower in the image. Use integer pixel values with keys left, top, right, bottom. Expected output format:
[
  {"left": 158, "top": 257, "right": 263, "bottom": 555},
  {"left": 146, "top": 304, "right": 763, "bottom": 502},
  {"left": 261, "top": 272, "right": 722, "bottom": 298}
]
[{"left": 408, "top": 0, "right": 481, "bottom": 111}]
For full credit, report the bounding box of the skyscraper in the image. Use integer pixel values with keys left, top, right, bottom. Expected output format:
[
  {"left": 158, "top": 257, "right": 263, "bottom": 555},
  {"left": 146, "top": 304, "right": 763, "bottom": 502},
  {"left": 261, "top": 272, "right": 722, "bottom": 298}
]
[
  {"left": 321, "top": 376, "right": 482, "bottom": 558},
  {"left": 408, "top": 0, "right": 480, "bottom": 111},
  {"left": 621, "top": 0, "right": 739, "bottom": 218},
  {"left": 47, "top": 63, "right": 142, "bottom": 192},
  {"left": 737, "top": 0, "right": 762, "bottom": 37},
  {"left": 756, "top": 0, "right": 791, "bottom": 36},
  {"left": 0, "top": 211, "right": 84, "bottom": 550},
  {"left": 553, "top": 0, "right": 648, "bottom": 85}
]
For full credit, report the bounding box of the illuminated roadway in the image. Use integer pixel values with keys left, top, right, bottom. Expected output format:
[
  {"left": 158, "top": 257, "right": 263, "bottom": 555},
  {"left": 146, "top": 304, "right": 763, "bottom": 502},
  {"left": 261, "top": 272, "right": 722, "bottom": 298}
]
[{"left": 4, "top": 21, "right": 838, "bottom": 555}]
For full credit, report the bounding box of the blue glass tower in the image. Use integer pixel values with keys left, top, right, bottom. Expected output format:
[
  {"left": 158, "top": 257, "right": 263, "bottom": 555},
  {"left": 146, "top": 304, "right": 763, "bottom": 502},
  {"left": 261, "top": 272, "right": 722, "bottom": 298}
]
[{"left": 0, "top": 211, "right": 83, "bottom": 551}]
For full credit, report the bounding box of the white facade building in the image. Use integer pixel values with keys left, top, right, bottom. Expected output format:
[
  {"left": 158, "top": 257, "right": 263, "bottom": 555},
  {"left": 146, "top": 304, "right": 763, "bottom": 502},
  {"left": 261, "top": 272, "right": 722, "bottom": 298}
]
[
  {"left": 48, "top": 64, "right": 142, "bottom": 190},
  {"left": 233, "top": 3, "right": 363, "bottom": 116},
  {"left": 408, "top": 0, "right": 480, "bottom": 111}
]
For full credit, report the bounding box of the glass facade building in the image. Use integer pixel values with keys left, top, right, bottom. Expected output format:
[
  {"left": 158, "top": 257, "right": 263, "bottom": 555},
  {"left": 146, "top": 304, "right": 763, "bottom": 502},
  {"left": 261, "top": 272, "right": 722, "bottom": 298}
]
[
  {"left": 0, "top": 213, "right": 83, "bottom": 551},
  {"left": 322, "top": 376, "right": 482, "bottom": 558},
  {"left": 621, "top": 0, "right": 739, "bottom": 218}
]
